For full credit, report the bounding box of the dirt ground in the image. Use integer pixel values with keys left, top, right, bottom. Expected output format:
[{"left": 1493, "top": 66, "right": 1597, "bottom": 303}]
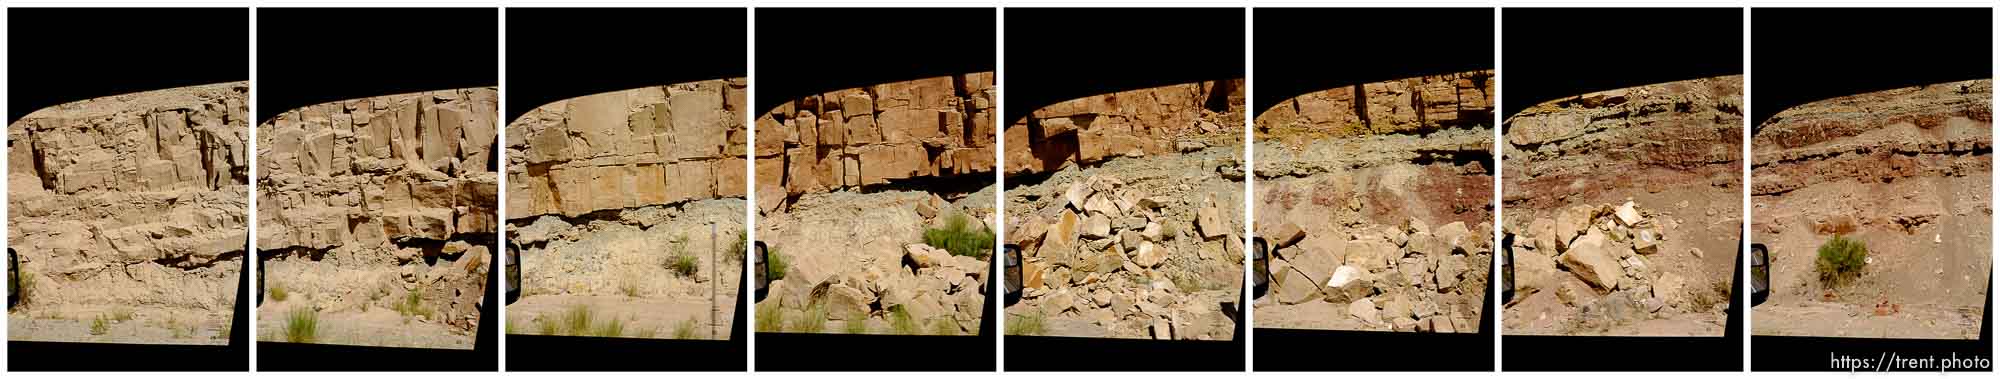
[
  {"left": 1502, "top": 76, "right": 1744, "bottom": 337},
  {"left": 1750, "top": 79, "right": 1991, "bottom": 340},
  {"left": 504, "top": 199, "right": 743, "bottom": 339}
]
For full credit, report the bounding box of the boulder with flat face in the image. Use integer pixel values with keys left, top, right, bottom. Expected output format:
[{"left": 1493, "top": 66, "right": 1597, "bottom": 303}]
[{"left": 1559, "top": 229, "right": 1622, "bottom": 291}]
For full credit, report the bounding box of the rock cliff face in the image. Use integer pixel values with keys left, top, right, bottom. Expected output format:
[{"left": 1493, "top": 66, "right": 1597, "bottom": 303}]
[
  {"left": 1750, "top": 79, "right": 1990, "bottom": 340},
  {"left": 255, "top": 88, "right": 497, "bottom": 348},
  {"left": 1251, "top": 71, "right": 1494, "bottom": 333},
  {"left": 753, "top": 73, "right": 997, "bottom": 213},
  {"left": 1005, "top": 79, "right": 1245, "bottom": 175},
  {"left": 1002, "top": 80, "right": 1246, "bottom": 340},
  {"left": 1502, "top": 76, "right": 1742, "bottom": 337},
  {"left": 502, "top": 79, "right": 746, "bottom": 339},
  {"left": 7, "top": 82, "right": 248, "bottom": 344},
  {"left": 752, "top": 74, "right": 997, "bottom": 336}
]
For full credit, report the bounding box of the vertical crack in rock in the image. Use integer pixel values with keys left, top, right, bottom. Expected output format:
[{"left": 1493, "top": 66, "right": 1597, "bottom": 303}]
[
  {"left": 8, "top": 82, "right": 249, "bottom": 345},
  {"left": 255, "top": 87, "right": 498, "bottom": 349},
  {"left": 503, "top": 79, "right": 748, "bottom": 339}
]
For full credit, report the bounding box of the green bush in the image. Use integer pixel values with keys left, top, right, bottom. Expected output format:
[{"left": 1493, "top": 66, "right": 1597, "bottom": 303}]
[
  {"left": 1816, "top": 234, "right": 1868, "bottom": 284},
  {"left": 924, "top": 213, "right": 995, "bottom": 259},
  {"left": 393, "top": 287, "right": 432, "bottom": 321},
  {"left": 888, "top": 305, "right": 919, "bottom": 335},
  {"left": 1008, "top": 312, "right": 1046, "bottom": 336},
  {"left": 667, "top": 253, "right": 699, "bottom": 278},
  {"left": 766, "top": 247, "right": 789, "bottom": 281},
  {"left": 846, "top": 313, "right": 871, "bottom": 334},
  {"left": 755, "top": 304, "right": 783, "bottom": 332},
  {"left": 794, "top": 304, "right": 827, "bottom": 333},
  {"left": 591, "top": 317, "right": 625, "bottom": 337},
  {"left": 673, "top": 317, "right": 699, "bottom": 339},
  {"left": 15, "top": 269, "right": 33, "bottom": 306},
  {"left": 269, "top": 282, "right": 289, "bottom": 302},
  {"left": 90, "top": 315, "right": 110, "bottom": 335},
  {"left": 285, "top": 308, "right": 319, "bottom": 343},
  {"left": 109, "top": 307, "right": 133, "bottom": 322},
  {"left": 931, "top": 319, "right": 960, "bottom": 336}
]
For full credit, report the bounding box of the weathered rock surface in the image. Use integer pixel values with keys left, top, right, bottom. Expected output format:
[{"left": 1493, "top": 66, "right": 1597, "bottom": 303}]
[
  {"left": 1005, "top": 80, "right": 1245, "bottom": 175},
  {"left": 255, "top": 88, "right": 498, "bottom": 347},
  {"left": 7, "top": 82, "right": 249, "bottom": 345},
  {"left": 752, "top": 74, "right": 996, "bottom": 213}
]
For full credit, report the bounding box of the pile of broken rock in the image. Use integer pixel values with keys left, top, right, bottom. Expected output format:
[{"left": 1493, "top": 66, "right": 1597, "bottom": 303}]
[
  {"left": 1507, "top": 201, "right": 1698, "bottom": 330},
  {"left": 1261, "top": 218, "right": 1490, "bottom": 333},
  {"left": 762, "top": 210, "right": 991, "bottom": 335},
  {"left": 1008, "top": 174, "right": 1241, "bottom": 340}
]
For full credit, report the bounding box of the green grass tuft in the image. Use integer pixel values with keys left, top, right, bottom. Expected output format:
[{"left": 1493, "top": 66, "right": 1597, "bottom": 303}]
[
  {"left": 109, "top": 307, "right": 134, "bottom": 322},
  {"left": 924, "top": 213, "right": 995, "bottom": 259},
  {"left": 1008, "top": 312, "right": 1046, "bottom": 336},
  {"left": 794, "top": 304, "right": 827, "bottom": 333},
  {"left": 673, "top": 317, "right": 699, "bottom": 339},
  {"left": 285, "top": 307, "right": 319, "bottom": 343},
  {"left": 667, "top": 253, "right": 699, "bottom": 278},
  {"left": 89, "top": 315, "right": 110, "bottom": 335},
  {"left": 766, "top": 246, "right": 789, "bottom": 281},
  {"left": 888, "top": 305, "right": 919, "bottom": 335},
  {"left": 269, "top": 282, "right": 289, "bottom": 302},
  {"left": 756, "top": 304, "right": 784, "bottom": 332}
]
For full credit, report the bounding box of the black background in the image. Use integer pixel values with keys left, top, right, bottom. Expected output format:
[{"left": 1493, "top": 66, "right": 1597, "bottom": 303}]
[
  {"left": 1750, "top": 8, "right": 1993, "bottom": 128},
  {"left": 1500, "top": 8, "right": 1743, "bottom": 119},
  {"left": 255, "top": 8, "right": 498, "bottom": 124},
  {"left": 1252, "top": 9, "right": 1494, "bottom": 371},
  {"left": 751, "top": 7, "right": 998, "bottom": 372},
  {"left": 8, "top": 8, "right": 249, "bottom": 123},
  {"left": 504, "top": 7, "right": 746, "bottom": 123},
  {"left": 1749, "top": 8, "right": 1992, "bottom": 372},
  {"left": 754, "top": 7, "right": 994, "bottom": 115},
  {"left": 1253, "top": 8, "right": 1493, "bottom": 117},
  {"left": 1002, "top": 8, "right": 1245, "bottom": 371},
  {"left": 1500, "top": 7, "right": 1744, "bottom": 372},
  {"left": 7, "top": 8, "right": 250, "bottom": 371},
  {"left": 1003, "top": 8, "right": 1244, "bottom": 125},
  {"left": 254, "top": 7, "right": 499, "bottom": 371}
]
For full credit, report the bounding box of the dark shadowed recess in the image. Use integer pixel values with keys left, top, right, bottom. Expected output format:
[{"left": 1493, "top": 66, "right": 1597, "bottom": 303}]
[
  {"left": 754, "top": 7, "right": 994, "bottom": 114},
  {"left": 7, "top": 8, "right": 251, "bottom": 371},
  {"left": 1500, "top": 8, "right": 1742, "bottom": 121},
  {"left": 1253, "top": 7, "right": 1493, "bottom": 116},
  {"left": 1750, "top": 8, "right": 1992, "bottom": 129},
  {"left": 7, "top": 8, "right": 248, "bottom": 123},
  {"left": 504, "top": 7, "right": 746, "bottom": 122},
  {"left": 256, "top": 8, "right": 497, "bottom": 123},
  {"left": 1003, "top": 7, "right": 1245, "bottom": 125}
]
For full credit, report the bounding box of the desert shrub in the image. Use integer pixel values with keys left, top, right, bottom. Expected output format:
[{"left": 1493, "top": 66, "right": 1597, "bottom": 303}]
[
  {"left": 619, "top": 277, "right": 642, "bottom": 297},
  {"left": 1817, "top": 234, "right": 1868, "bottom": 284},
  {"left": 15, "top": 269, "right": 34, "bottom": 306},
  {"left": 755, "top": 304, "right": 783, "bottom": 332},
  {"left": 766, "top": 247, "right": 789, "bottom": 281},
  {"left": 673, "top": 317, "right": 698, "bottom": 339},
  {"left": 109, "top": 307, "right": 133, "bottom": 322},
  {"left": 90, "top": 315, "right": 110, "bottom": 335},
  {"left": 269, "top": 282, "right": 289, "bottom": 302},
  {"left": 636, "top": 326, "right": 660, "bottom": 339},
  {"left": 285, "top": 307, "right": 319, "bottom": 343},
  {"left": 794, "top": 304, "right": 827, "bottom": 333},
  {"left": 535, "top": 314, "right": 562, "bottom": 335},
  {"left": 667, "top": 253, "right": 699, "bottom": 278},
  {"left": 393, "top": 286, "right": 432, "bottom": 321},
  {"left": 888, "top": 305, "right": 919, "bottom": 335},
  {"left": 924, "top": 213, "right": 995, "bottom": 259},
  {"left": 563, "top": 304, "right": 594, "bottom": 335},
  {"left": 591, "top": 316, "right": 626, "bottom": 337},
  {"left": 931, "top": 319, "right": 960, "bottom": 336},
  {"left": 726, "top": 230, "right": 748, "bottom": 264},
  {"left": 1008, "top": 312, "right": 1046, "bottom": 336}
]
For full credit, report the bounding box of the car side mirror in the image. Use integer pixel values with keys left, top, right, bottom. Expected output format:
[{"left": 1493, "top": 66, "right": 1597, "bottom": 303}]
[
  {"left": 1500, "top": 233, "right": 1516, "bottom": 304},
  {"left": 8, "top": 248, "right": 19, "bottom": 309},
  {"left": 505, "top": 243, "right": 521, "bottom": 305},
  {"left": 1751, "top": 243, "right": 1770, "bottom": 307},
  {"left": 753, "top": 241, "right": 771, "bottom": 303},
  {"left": 1003, "top": 243, "right": 1023, "bottom": 305},
  {"left": 1250, "top": 237, "right": 1270, "bottom": 299},
  {"left": 255, "top": 247, "right": 265, "bottom": 307}
]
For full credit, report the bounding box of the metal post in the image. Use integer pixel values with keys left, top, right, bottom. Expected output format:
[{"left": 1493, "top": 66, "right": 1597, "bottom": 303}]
[{"left": 709, "top": 222, "right": 718, "bottom": 339}]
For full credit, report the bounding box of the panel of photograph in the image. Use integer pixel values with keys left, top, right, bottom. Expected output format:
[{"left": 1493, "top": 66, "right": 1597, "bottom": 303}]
[
  {"left": 1001, "top": 7, "right": 1246, "bottom": 371},
  {"left": 750, "top": 7, "right": 998, "bottom": 371},
  {"left": 253, "top": 7, "right": 499, "bottom": 371},
  {"left": 1499, "top": 7, "right": 1745, "bottom": 371},
  {"left": 1249, "top": 7, "right": 1496, "bottom": 371},
  {"left": 500, "top": 7, "right": 749, "bottom": 372},
  {"left": 6, "top": 7, "right": 252, "bottom": 371},
  {"left": 1749, "top": 8, "right": 1992, "bottom": 372}
]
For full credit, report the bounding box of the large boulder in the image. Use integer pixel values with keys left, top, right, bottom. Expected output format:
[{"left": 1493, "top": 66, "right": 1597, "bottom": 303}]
[
  {"left": 1559, "top": 229, "right": 1621, "bottom": 291},
  {"left": 1554, "top": 205, "right": 1596, "bottom": 250}
]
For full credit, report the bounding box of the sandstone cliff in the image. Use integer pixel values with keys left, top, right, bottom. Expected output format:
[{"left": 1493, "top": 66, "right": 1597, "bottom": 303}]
[
  {"left": 1251, "top": 71, "right": 1494, "bottom": 333},
  {"left": 1005, "top": 79, "right": 1245, "bottom": 175},
  {"left": 502, "top": 79, "right": 746, "bottom": 339},
  {"left": 7, "top": 82, "right": 248, "bottom": 344},
  {"left": 255, "top": 88, "right": 497, "bottom": 348}
]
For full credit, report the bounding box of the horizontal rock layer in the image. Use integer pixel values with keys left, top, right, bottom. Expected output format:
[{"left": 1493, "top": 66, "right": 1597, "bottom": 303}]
[
  {"left": 8, "top": 82, "right": 249, "bottom": 314},
  {"left": 1750, "top": 79, "right": 1992, "bottom": 196},
  {"left": 753, "top": 73, "right": 997, "bottom": 213},
  {"left": 1006, "top": 80, "right": 1245, "bottom": 175},
  {"left": 505, "top": 79, "right": 749, "bottom": 219},
  {"left": 1257, "top": 70, "right": 1493, "bottom": 138}
]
